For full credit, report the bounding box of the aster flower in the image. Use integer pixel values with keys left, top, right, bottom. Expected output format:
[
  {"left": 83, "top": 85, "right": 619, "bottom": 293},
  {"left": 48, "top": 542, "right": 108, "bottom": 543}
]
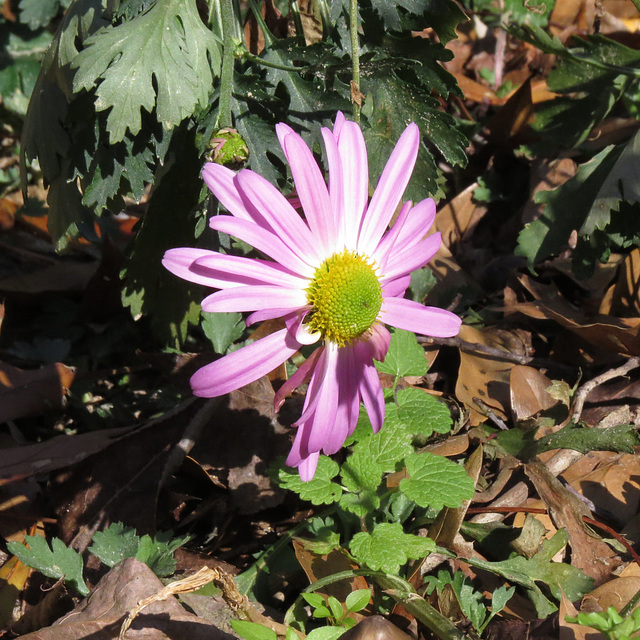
[{"left": 163, "top": 113, "right": 461, "bottom": 481}]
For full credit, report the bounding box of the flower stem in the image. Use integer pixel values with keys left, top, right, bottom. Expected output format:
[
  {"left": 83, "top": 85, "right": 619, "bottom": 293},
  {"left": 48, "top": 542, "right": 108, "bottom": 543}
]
[
  {"left": 349, "top": 0, "right": 361, "bottom": 122},
  {"left": 217, "top": 0, "right": 236, "bottom": 129}
]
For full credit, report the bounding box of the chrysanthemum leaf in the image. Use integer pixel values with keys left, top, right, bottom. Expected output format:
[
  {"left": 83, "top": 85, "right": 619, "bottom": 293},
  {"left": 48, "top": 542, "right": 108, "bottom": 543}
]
[
  {"left": 201, "top": 311, "right": 245, "bottom": 355},
  {"left": 349, "top": 523, "right": 435, "bottom": 574},
  {"left": 375, "top": 329, "right": 428, "bottom": 378},
  {"left": 18, "top": 0, "right": 63, "bottom": 30},
  {"left": 278, "top": 456, "right": 342, "bottom": 505},
  {"left": 7, "top": 535, "right": 89, "bottom": 596},
  {"left": 396, "top": 388, "right": 453, "bottom": 438},
  {"left": 399, "top": 452, "right": 475, "bottom": 510},
  {"left": 72, "top": 0, "right": 221, "bottom": 144}
]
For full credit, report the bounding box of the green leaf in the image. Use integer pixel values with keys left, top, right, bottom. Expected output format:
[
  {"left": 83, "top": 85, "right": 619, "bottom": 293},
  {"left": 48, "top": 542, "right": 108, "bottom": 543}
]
[
  {"left": 230, "top": 620, "right": 278, "bottom": 640},
  {"left": 302, "top": 593, "right": 327, "bottom": 610},
  {"left": 260, "top": 39, "right": 350, "bottom": 136},
  {"left": 201, "top": 311, "right": 245, "bottom": 354},
  {"left": 536, "top": 423, "right": 640, "bottom": 455},
  {"left": 515, "top": 144, "right": 624, "bottom": 269},
  {"left": 375, "top": 329, "right": 428, "bottom": 378},
  {"left": 468, "top": 530, "right": 594, "bottom": 617},
  {"left": 341, "top": 404, "right": 413, "bottom": 494},
  {"left": 121, "top": 126, "right": 203, "bottom": 345},
  {"left": 396, "top": 387, "right": 453, "bottom": 439},
  {"left": 89, "top": 522, "right": 140, "bottom": 567},
  {"left": 399, "top": 452, "right": 475, "bottom": 510},
  {"left": 18, "top": 0, "right": 62, "bottom": 29},
  {"left": 363, "top": 73, "right": 467, "bottom": 202},
  {"left": 349, "top": 523, "right": 435, "bottom": 574},
  {"left": 72, "top": 0, "right": 221, "bottom": 144},
  {"left": 490, "top": 585, "right": 515, "bottom": 618},
  {"left": 8, "top": 536, "right": 89, "bottom": 596},
  {"left": 327, "top": 595, "right": 343, "bottom": 621},
  {"left": 345, "top": 589, "right": 372, "bottom": 613},
  {"left": 305, "top": 628, "right": 345, "bottom": 640},
  {"left": 278, "top": 456, "right": 343, "bottom": 505}
]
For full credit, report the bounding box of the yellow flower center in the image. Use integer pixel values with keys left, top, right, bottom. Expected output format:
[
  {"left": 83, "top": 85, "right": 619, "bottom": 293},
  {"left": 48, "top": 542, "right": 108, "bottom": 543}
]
[{"left": 306, "top": 250, "right": 382, "bottom": 346}]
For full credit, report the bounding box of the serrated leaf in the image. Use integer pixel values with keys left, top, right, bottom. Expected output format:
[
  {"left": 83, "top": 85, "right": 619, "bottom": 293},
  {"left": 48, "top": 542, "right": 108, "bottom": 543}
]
[
  {"left": 338, "top": 490, "right": 381, "bottom": 518},
  {"left": 89, "top": 522, "right": 140, "bottom": 567},
  {"left": 349, "top": 523, "right": 435, "bottom": 574},
  {"left": 396, "top": 387, "right": 452, "bottom": 437},
  {"left": 261, "top": 39, "right": 349, "bottom": 136},
  {"left": 72, "top": 0, "right": 221, "bottom": 144},
  {"left": 363, "top": 73, "right": 467, "bottom": 202},
  {"left": 341, "top": 404, "right": 413, "bottom": 494},
  {"left": 278, "top": 456, "right": 342, "bottom": 505},
  {"left": 8, "top": 535, "right": 89, "bottom": 596},
  {"left": 375, "top": 329, "right": 428, "bottom": 378},
  {"left": 201, "top": 311, "right": 245, "bottom": 355},
  {"left": 515, "top": 144, "right": 623, "bottom": 269},
  {"left": 470, "top": 530, "right": 593, "bottom": 617},
  {"left": 230, "top": 620, "right": 278, "bottom": 640},
  {"left": 121, "top": 127, "right": 203, "bottom": 345},
  {"left": 399, "top": 452, "right": 475, "bottom": 510},
  {"left": 536, "top": 423, "right": 640, "bottom": 455},
  {"left": 18, "top": 0, "right": 61, "bottom": 29}
]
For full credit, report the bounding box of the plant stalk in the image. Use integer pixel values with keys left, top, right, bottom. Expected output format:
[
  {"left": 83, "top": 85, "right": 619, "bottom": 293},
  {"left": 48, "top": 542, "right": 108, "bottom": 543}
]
[
  {"left": 349, "top": 0, "right": 361, "bottom": 122},
  {"left": 217, "top": 0, "right": 236, "bottom": 129}
]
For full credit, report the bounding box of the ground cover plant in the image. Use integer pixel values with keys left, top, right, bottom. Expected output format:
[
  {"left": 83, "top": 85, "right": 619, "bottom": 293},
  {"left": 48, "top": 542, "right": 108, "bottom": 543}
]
[{"left": 2, "top": 0, "right": 640, "bottom": 639}]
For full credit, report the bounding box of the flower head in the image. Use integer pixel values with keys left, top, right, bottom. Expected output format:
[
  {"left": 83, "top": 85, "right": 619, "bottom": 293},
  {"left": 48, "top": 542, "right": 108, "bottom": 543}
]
[{"left": 163, "top": 113, "right": 461, "bottom": 480}]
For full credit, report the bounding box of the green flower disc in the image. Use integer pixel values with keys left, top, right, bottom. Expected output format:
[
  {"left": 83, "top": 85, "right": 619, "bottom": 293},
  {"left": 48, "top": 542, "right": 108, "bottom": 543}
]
[{"left": 306, "top": 251, "right": 382, "bottom": 345}]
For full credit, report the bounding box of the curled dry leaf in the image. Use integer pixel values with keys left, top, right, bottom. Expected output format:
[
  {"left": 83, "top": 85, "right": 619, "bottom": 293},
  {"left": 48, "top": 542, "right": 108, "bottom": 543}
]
[
  {"left": 510, "top": 365, "right": 559, "bottom": 423},
  {"left": 18, "top": 558, "right": 233, "bottom": 640}
]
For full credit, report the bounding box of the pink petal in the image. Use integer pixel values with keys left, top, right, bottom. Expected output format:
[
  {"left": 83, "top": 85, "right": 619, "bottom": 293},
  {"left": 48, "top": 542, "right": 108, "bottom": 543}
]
[
  {"left": 274, "top": 346, "right": 323, "bottom": 412},
  {"left": 357, "top": 123, "right": 420, "bottom": 255},
  {"left": 381, "top": 297, "right": 461, "bottom": 337},
  {"left": 321, "top": 127, "right": 346, "bottom": 247},
  {"left": 382, "top": 275, "right": 411, "bottom": 298},
  {"left": 382, "top": 233, "right": 442, "bottom": 281},
  {"left": 201, "top": 286, "right": 307, "bottom": 313},
  {"left": 298, "top": 452, "right": 320, "bottom": 481},
  {"left": 389, "top": 198, "right": 437, "bottom": 255},
  {"left": 322, "top": 348, "right": 358, "bottom": 455},
  {"left": 281, "top": 130, "right": 335, "bottom": 258},
  {"left": 332, "top": 111, "right": 346, "bottom": 140},
  {"left": 194, "top": 253, "right": 308, "bottom": 289},
  {"left": 191, "top": 328, "right": 301, "bottom": 397},
  {"left": 373, "top": 200, "right": 412, "bottom": 270},
  {"left": 202, "top": 163, "right": 253, "bottom": 221},
  {"left": 338, "top": 121, "right": 369, "bottom": 249},
  {"left": 163, "top": 248, "right": 222, "bottom": 287},
  {"left": 358, "top": 361, "right": 385, "bottom": 433},
  {"left": 235, "top": 170, "right": 322, "bottom": 264},
  {"left": 294, "top": 344, "right": 339, "bottom": 453},
  {"left": 246, "top": 307, "right": 303, "bottom": 326},
  {"left": 209, "top": 216, "right": 314, "bottom": 277}
]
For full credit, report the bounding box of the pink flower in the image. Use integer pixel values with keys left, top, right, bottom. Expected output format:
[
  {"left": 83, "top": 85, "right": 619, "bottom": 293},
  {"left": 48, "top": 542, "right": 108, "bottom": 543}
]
[{"left": 163, "top": 113, "right": 461, "bottom": 481}]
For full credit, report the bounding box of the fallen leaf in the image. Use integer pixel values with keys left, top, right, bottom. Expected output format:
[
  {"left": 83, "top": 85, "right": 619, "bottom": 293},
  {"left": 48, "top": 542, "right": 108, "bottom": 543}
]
[
  {"left": 17, "top": 558, "right": 234, "bottom": 640},
  {"left": 338, "top": 615, "right": 413, "bottom": 640},
  {"left": 0, "top": 362, "right": 75, "bottom": 424},
  {"left": 510, "top": 365, "right": 559, "bottom": 422}
]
